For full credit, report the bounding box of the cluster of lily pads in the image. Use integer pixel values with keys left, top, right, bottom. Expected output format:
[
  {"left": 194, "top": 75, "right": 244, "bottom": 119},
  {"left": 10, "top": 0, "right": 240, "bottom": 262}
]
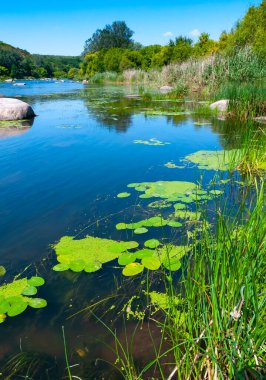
[
  {"left": 184, "top": 149, "right": 241, "bottom": 171},
  {"left": 52, "top": 235, "right": 189, "bottom": 277},
  {"left": 0, "top": 276, "right": 47, "bottom": 323}
]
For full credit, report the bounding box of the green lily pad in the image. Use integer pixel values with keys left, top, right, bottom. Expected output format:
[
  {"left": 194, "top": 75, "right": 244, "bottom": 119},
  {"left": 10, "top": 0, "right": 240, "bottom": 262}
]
[
  {"left": 164, "top": 162, "right": 178, "bottom": 169},
  {"left": 167, "top": 220, "right": 182, "bottom": 228},
  {"left": 173, "top": 203, "right": 186, "bottom": 210},
  {"left": 142, "top": 257, "right": 161, "bottom": 270},
  {"left": 53, "top": 263, "right": 70, "bottom": 271},
  {"left": 84, "top": 262, "right": 102, "bottom": 273},
  {"left": 135, "top": 249, "right": 155, "bottom": 259},
  {"left": 116, "top": 223, "right": 128, "bottom": 230},
  {"left": 0, "top": 300, "right": 10, "bottom": 314},
  {"left": 118, "top": 253, "right": 137, "bottom": 265},
  {"left": 22, "top": 286, "right": 37, "bottom": 296},
  {"left": 0, "top": 266, "right": 6, "bottom": 277},
  {"left": 0, "top": 277, "right": 47, "bottom": 323},
  {"left": 184, "top": 150, "right": 241, "bottom": 171},
  {"left": 54, "top": 236, "right": 139, "bottom": 273},
  {"left": 117, "top": 192, "right": 131, "bottom": 198},
  {"left": 127, "top": 181, "right": 197, "bottom": 202},
  {"left": 122, "top": 263, "right": 144, "bottom": 277},
  {"left": 28, "top": 298, "right": 47, "bottom": 309},
  {"left": 148, "top": 200, "right": 172, "bottom": 209},
  {"left": 163, "top": 259, "right": 181, "bottom": 271},
  {"left": 133, "top": 138, "right": 170, "bottom": 146},
  {"left": 144, "top": 239, "right": 160, "bottom": 249},
  {"left": 7, "top": 302, "right": 28, "bottom": 317},
  {"left": 134, "top": 227, "right": 148, "bottom": 234},
  {"left": 27, "top": 277, "right": 45, "bottom": 287},
  {"left": 69, "top": 260, "right": 86, "bottom": 272}
]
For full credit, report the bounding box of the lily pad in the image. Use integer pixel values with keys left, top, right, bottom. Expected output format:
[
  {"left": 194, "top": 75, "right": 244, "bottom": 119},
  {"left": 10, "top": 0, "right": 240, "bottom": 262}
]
[
  {"left": 134, "top": 227, "right": 148, "bottom": 234},
  {"left": 122, "top": 263, "right": 144, "bottom": 277},
  {"left": 22, "top": 285, "right": 37, "bottom": 296},
  {"left": 27, "top": 276, "right": 45, "bottom": 287},
  {"left": 7, "top": 302, "right": 28, "bottom": 317},
  {"left": 135, "top": 249, "right": 155, "bottom": 259},
  {"left": 28, "top": 298, "right": 47, "bottom": 309},
  {"left": 184, "top": 150, "right": 241, "bottom": 171},
  {"left": 148, "top": 200, "right": 172, "bottom": 209},
  {"left": 54, "top": 236, "right": 139, "bottom": 273},
  {"left": 167, "top": 220, "right": 182, "bottom": 228},
  {"left": 164, "top": 162, "right": 178, "bottom": 169},
  {"left": 127, "top": 181, "right": 197, "bottom": 202},
  {"left": 144, "top": 239, "right": 160, "bottom": 249},
  {"left": 117, "top": 192, "right": 131, "bottom": 198},
  {"left": 0, "top": 266, "right": 6, "bottom": 277},
  {"left": 133, "top": 138, "right": 170, "bottom": 146},
  {"left": 142, "top": 257, "right": 161, "bottom": 270},
  {"left": 0, "top": 277, "right": 47, "bottom": 323},
  {"left": 118, "top": 253, "right": 137, "bottom": 265}
]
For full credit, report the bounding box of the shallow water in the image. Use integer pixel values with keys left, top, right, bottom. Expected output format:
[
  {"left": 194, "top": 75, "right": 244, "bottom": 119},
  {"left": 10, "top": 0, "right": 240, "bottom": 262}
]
[{"left": 0, "top": 80, "right": 245, "bottom": 378}]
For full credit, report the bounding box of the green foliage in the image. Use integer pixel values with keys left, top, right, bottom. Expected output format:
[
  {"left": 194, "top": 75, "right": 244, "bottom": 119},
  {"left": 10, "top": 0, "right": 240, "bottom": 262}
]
[
  {"left": 0, "top": 276, "right": 46, "bottom": 323},
  {"left": 83, "top": 21, "right": 134, "bottom": 54},
  {"left": 53, "top": 235, "right": 139, "bottom": 273},
  {"left": 184, "top": 149, "right": 241, "bottom": 171},
  {"left": 0, "top": 41, "right": 81, "bottom": 78}
]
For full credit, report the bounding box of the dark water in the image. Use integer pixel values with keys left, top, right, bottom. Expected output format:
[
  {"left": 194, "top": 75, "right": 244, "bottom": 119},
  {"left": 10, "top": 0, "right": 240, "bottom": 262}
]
[{"left": 0, "top": 80, "right": 242, "bottom": 378}]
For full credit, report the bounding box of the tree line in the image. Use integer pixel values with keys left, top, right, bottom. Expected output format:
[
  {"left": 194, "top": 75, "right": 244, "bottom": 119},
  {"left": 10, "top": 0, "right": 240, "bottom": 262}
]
[
  {"left": 0, "top": 42, "right": 81, "bottom": 79},
  {"left": 80, "top": 1, "right": 266, "bottom": 78}
]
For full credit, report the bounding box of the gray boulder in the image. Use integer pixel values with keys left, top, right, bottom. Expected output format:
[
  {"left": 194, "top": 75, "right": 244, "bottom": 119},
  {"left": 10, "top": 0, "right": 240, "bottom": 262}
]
[
  {"left": 160, "top": 85, "right": 174, "bottom": 94},
  {"left": 0, "top": 98, "right": 35, "bottom": 121},
  {"left": 210, "top": 99, "right": 229, "bottom": 112},
  {"left": 82, "top": 80, "right": 89, "bottom": 85}
]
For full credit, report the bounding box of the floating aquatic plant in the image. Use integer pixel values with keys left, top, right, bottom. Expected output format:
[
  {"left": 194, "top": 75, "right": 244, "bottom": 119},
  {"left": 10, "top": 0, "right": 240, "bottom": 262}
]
[
  {"left": 134, "top": 227, "right": 148, "bottom": 234},
  {"left": 148, "top": 200, "right": 172, "bottom": 209},
  {"left": 144, "top": 239, "right": 160, "bottom": 249},
  {"left": 127, "top": 181, "right": 197, "bottom": 202},
  {"left": 117, "top": 192, "right": 131, "bottom": 198},
  {"left": 164, "top": 162, "right": 178, "bottom": 169},
  {"left": 0, "top": 277, "right": 47, "bottom": 323},
  {"left": 53, "top": 236, "right": 139, "bottom": 273},
  {"left": 133, "top": 138, "right": 170, "bottom": 146},
  {"left": 0, "top": 266, "right": 6, "bottom": 277},
  {"left": 184, "top": 150, "right": 241, "bottom": 171}
]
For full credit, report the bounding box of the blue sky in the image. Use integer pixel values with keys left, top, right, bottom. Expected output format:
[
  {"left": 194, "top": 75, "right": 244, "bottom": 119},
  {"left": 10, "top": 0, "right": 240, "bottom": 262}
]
[{"left": 0, "top": 0, "right": 261, "bottom": 56}]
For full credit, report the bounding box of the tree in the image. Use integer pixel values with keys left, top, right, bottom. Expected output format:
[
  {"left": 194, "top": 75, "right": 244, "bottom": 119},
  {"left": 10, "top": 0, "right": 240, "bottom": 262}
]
[{"left": 83, "top": 21, "right": 134, "bottom": 54}]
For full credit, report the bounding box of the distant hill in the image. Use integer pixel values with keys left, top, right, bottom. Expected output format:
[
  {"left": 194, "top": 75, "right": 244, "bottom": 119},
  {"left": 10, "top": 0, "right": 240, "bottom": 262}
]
[{"left": 0, "top": 42, "right": 81, "bottom": 79}]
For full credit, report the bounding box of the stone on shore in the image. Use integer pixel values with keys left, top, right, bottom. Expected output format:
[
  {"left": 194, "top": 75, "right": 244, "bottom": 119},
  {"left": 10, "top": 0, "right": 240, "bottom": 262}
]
[
  {"left": 210, "top": 99, "right": 229, "bottom": 112},
  {"left": 160, "top": 85, "right": 174, "bottom": 94},
  {"left": 0, "top": 98, "right": 35, "bottom": 121},
  {"left": 82, "top": 80, "right": 89, "bottom": 85}
]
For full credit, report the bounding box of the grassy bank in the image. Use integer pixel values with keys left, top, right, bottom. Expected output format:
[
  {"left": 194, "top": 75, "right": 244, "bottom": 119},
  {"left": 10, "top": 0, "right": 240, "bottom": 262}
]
[{"left": 88, "top": 48, "right": 266, "bottom": 119}]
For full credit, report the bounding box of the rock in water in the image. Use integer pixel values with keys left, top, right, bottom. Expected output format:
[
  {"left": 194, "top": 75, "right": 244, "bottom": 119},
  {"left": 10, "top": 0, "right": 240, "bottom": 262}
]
[
  {"left": 160, "top": 85, "right": 174, "bottom": 94},
  {"left": 0, "top": 98, "right": 35, "bottom": 121},
  {"left": 210, "top": 99, "right": 229, "bottom": 112}
]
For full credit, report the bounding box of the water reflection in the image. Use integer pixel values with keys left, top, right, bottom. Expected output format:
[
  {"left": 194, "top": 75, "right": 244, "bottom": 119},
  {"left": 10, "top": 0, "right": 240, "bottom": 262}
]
[{"left": 0, "top": 119, "right": 34, "bottom": 139}]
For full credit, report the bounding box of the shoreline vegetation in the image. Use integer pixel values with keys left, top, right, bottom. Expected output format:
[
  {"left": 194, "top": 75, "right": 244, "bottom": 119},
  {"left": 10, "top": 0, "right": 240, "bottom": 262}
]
[{"left": 0, "top": 1, "right": 265, "bottom": 379}]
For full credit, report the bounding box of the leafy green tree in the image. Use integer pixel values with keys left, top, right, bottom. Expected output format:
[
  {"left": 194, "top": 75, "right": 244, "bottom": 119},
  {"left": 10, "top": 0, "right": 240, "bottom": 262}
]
[
  {"left": 83, "top": 21, "right": 134, "bottom": 54},
  {"left": 0, "top": 65, "right": 9, "bottom": 76}
]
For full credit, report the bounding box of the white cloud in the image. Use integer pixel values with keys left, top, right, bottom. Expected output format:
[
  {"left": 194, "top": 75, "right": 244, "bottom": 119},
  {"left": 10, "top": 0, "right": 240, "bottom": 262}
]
[
  {"left": 189, "top": 29, "right": 201, "bottom": 38},
  {"left": 163, "top": 31, "right": 173, "bottom": 37}
]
